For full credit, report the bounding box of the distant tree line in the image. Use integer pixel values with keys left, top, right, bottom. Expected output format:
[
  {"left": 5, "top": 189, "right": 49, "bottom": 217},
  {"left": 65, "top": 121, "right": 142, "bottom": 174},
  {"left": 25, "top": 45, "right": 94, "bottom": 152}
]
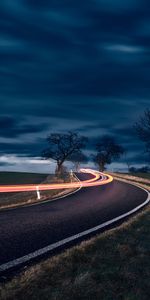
[
  {"left": 129, "top": 166, "right": 150, "bottom": 174},
  {"left": 42, "top": 108, "right": 150, "bottom": 175}
]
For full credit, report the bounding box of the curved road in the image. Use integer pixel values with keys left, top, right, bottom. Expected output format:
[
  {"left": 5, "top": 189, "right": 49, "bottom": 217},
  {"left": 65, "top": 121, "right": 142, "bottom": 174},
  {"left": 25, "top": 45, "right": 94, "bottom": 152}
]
[{"left": 0, "top": 172, "right": 149, "bottom": 274}]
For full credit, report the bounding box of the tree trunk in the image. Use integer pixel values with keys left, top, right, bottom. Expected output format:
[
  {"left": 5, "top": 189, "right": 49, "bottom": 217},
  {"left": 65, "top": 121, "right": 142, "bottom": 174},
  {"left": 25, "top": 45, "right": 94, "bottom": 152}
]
[
  {"left": 55, "top": 162, "right": 63, "bottom": 177},
  {"left": 74, "top": 162, "right": 80, "bottom": 172},
  {"left": 98, "top": 163, "right": 105, "bottom": 172}
]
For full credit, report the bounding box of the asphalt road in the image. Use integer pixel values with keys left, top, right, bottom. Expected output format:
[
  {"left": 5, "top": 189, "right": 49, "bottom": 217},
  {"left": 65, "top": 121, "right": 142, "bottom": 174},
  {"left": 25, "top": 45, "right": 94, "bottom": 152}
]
[{"left": 0, "top": 173, "right": 148, "bottom": 272}]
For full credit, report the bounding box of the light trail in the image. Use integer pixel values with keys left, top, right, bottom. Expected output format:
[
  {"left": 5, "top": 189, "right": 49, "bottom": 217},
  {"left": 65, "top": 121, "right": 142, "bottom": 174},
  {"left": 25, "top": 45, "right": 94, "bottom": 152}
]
[{"left": 0, "top": 169, "right": 113, "bottom": 193}]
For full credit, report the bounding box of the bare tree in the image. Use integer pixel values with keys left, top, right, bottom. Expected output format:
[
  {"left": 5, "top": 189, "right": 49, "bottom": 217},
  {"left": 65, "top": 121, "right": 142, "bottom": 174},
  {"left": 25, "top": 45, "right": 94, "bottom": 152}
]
[
  {"left": 93, "top": 152, "right": 109, "bottom": 172},
  {"left": 42, "top": 131, "right": 88, "bottom": 175},
  {"left": 93, "top": 135, "right": 124, "bottom": 171},
  {"left": 70, "top": 151, "right": 88, "bottom": 172},
  {"left": 134, "top": 109, "right": 150, "bottom": 158},
  {"left": 123, "top": 150, "right": 131, "bottom": 173}
]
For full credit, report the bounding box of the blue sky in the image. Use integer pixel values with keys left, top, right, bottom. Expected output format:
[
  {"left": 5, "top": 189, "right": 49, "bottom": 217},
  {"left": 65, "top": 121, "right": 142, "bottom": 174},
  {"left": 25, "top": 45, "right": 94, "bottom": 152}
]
[{"left": 0, "top": 0, "right": 150, "bottom": 172}]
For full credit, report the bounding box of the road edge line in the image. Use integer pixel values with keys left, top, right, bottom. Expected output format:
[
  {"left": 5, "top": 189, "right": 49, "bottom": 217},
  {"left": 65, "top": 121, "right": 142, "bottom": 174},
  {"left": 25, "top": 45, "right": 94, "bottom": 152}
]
[{"left": 0, "top": 180, "right": 149, "bottom": 273}]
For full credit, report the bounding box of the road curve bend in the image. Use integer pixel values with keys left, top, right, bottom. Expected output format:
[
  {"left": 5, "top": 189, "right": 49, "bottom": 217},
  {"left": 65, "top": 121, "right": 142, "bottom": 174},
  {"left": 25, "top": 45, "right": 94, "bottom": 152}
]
[
  {"left": 0, "top": 169, "right": 113, "bottom": 193},
  {"left": 0, "top": 170, "right": 149, "bottom": 274}
]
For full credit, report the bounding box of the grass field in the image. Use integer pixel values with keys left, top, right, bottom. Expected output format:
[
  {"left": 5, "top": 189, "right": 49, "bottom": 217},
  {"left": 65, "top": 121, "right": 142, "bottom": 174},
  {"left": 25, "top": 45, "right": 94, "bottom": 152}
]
[
  {"left": 111, "top": 172, "right": 150, "bottom": 188},
  {"left": 130, "top": 172, "right": 150, "bottom": 180},
  {"left": 117, "top": 172, "right": 150, "bottom": 180},
  {"left": 0, "top": 173, "right": 149, "bottom": 300},
  {"left": 0, "top": 171, "right": 75, "bottom": 210},
  {"left": 0, "top": 171, "right": 49, "bottom": 185}
]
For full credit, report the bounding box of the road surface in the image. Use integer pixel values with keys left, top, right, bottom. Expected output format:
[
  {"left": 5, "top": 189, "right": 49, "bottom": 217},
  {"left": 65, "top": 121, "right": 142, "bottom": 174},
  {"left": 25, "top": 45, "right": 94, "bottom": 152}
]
[{"left": 0, "top": 171, "right": 149, "bottom": 274}]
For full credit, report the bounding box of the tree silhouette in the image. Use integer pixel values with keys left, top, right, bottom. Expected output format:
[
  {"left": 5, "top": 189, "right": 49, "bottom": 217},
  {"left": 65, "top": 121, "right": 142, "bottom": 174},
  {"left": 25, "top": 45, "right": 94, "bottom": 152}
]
[
  {"left": 134, "top": 109, "right": 150, "bottom": 160},
  {"left": 42, "top": 131, "right": 88, "bottom": 175},
  {"left": 70, "top": 151, "right": 88, "bottom": 171},
  {"left": 93, "top": 135, "right": 124, "bottom": 171}
]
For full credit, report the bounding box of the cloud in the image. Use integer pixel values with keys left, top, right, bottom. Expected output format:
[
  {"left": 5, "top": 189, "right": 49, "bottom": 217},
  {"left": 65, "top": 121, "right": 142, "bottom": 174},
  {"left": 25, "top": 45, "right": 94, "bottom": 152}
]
[
  {"left": 0, "top": 0, "right": 149, "bottom": 170},
  {"left": 0, "top": 116, "right": 48, "bottom": 138},
  {"left": 95, "top": 0, "right": 142, "bottom": 13},
  {"left": 0, "top": 0, "right": 150, "bottom": 101},
  {"left": 104, "top": 44, "right": 144, "bottom": 53},
  {"left": 0, "top": 154, "right": 53, "bottom": 173}
]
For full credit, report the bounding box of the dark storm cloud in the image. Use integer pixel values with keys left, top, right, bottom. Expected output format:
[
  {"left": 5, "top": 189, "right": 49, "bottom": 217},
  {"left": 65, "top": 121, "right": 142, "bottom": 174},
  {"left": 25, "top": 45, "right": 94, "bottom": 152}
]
[
  {"left": 0, "top": 161, "right": 11, "bottom": 167},
  {"left": 0, "top": 139, "right": 46, "bottom": 156},
  {"left": 0, "top": 0, "right": 150, "bottom": 99},
  {"left": 0, "top": 116, "right": 48, "bottom": 138},
  {"left": 0, "top": 0, "right": 150, "bottom": 168}
]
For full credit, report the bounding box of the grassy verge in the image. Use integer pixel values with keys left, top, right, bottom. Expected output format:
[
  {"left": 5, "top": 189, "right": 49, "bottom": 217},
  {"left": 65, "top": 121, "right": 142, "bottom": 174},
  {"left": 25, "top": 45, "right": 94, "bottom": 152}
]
[
  {"left": 117, "top": 172, "right": 150, "bottom": 180},
  {"left": 0, "top": 174, "right": 149, "bottom": 300},
  {"left": 0, "top": 171, "right": 78, "bottom": 210},
  {"left": 110, "top": 172, "right": 150, "bottom": 190}
]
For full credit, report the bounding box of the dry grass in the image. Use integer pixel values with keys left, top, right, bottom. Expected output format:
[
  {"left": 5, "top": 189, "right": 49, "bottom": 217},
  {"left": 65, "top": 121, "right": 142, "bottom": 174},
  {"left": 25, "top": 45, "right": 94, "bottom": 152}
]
[
  {"left": 110, "top": 172, "right": 150, "bottom": 191},
  {"left": 0, "top": 173, "right": 149, "bottom": 300},
  {"left": 111, "top": 171, "right": 150, "bottom": 185}
]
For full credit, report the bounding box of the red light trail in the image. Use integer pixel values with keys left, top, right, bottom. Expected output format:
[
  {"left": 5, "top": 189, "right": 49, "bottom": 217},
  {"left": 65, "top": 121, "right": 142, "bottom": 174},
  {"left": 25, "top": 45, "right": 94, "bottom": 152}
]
[{"left": 0, "top": 169, "right": 113, "bottom": 193}]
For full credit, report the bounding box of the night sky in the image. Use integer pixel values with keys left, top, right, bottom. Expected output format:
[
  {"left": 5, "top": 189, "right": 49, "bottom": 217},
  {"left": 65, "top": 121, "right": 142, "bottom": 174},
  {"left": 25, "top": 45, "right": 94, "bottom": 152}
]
[{"left": 0, "top": 0, "right": 150, "bottom": 172}]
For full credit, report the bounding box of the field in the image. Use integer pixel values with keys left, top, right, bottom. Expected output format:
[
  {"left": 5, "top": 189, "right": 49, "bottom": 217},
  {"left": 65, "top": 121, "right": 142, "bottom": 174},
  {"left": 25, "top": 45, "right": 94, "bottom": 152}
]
[
  {"left": 0, "top": 171, "right": 48, "bottom": 185},
  {"left": 119, "top": 172, "right": 150, "bottom": 180},
  {"left": 0, "top": 173, "right": 149, "bottom": 300},
  {"left": 0, "top": 171, "right": 75, "bottom": 210}
]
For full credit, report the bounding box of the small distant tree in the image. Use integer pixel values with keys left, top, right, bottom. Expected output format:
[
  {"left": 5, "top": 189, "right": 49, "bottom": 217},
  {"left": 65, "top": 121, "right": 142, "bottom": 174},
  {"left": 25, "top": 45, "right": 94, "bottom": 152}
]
[
  {"left": 123, "top": 150, "right": 131, "bottom": 173},
  {"left": 42, "top": 131, "right": 88, "bottom": 176},
  {"left": 138, "top": 166, "right": 149, "bottom": 173},
  {"left": 129, "top": 166, "right": 149, "bottom": 173},
  {"left": 70, "top": 151, "right": 88, "bottom": 172},
  {"left": 129, "top": 166, "right": 137, "bottom": 173},
  {"left": 93, "top": 135, "right": 124, "bottom": 171},
  {"left": 134, "top": 109, "right": 150, "bottom": 161}
]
